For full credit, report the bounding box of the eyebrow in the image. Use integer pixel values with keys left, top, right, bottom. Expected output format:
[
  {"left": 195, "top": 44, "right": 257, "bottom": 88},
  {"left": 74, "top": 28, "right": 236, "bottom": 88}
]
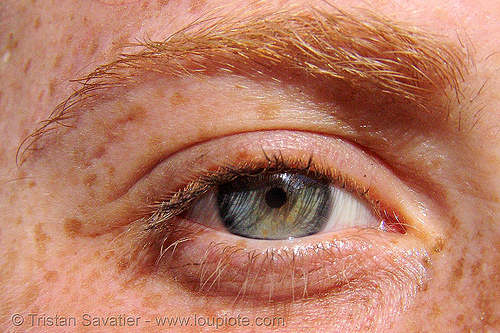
[{"left": 18, "top": 5, "right": 467, "bottom": 163}]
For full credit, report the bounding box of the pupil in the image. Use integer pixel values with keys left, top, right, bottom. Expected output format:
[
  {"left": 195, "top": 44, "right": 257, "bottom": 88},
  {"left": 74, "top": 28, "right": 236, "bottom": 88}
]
[{"left": 265, "top": 187, "right": 287, "bottom": 208}]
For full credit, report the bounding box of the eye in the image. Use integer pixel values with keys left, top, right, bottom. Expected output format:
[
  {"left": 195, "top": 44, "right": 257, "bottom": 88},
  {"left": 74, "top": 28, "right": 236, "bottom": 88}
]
[
  {"left": 188, "top": 172, "right": 380, "bottom": 240},
  {"left": 134, "top": 131, "right": 426, "bottom": 304}
]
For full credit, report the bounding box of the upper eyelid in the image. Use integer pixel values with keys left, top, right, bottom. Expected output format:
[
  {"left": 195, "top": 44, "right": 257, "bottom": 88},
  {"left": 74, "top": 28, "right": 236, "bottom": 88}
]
[
  {"left": 17, "top": 5, "right": 467, "bottom": 165},
  {"left": 139, "top": 131, "right": 424, "bottom": 234}
]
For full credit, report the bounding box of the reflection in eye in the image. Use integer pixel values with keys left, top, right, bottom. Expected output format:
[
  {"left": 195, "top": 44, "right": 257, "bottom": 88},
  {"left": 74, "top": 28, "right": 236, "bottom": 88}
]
[{"left": 188, "top": 172, "right": 379, "bottom": 240}]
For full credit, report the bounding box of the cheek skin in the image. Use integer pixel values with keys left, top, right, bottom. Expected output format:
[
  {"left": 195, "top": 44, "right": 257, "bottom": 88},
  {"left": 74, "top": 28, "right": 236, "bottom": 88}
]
[{"left": 392, "top": 196, "right": 500, "bottom": 331}]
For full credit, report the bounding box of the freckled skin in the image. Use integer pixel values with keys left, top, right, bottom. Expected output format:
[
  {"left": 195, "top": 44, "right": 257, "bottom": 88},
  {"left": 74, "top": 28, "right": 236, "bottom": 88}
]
[{"left": 0, "top": 0, "right": 499, "bottom": 332}]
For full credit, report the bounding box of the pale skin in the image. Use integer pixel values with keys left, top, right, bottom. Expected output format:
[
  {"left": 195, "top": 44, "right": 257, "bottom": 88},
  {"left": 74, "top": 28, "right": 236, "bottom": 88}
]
[{"left": 1, "top": 0, "right": 500, "bottom": 332}]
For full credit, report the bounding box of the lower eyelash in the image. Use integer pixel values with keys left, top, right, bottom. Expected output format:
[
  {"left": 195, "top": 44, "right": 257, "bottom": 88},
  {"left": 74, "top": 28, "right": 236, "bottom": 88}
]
[{"left": 132, "top": 218, "right": 422, "bottom": 305}]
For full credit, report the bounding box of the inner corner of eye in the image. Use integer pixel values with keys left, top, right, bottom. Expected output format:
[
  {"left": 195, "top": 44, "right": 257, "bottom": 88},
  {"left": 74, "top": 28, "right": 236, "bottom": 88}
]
[{"left": 184, "top": 171, "right": 394, "bottom": 240}]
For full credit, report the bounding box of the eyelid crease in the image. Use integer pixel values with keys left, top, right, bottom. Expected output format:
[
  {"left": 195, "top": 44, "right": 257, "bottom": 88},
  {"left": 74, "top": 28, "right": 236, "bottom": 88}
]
[
  {"left": 17, "top": 4, "right": 467, "bottom": 164},
  {"left": 144, "top": 151, "right": 406, "bottom": 236}
]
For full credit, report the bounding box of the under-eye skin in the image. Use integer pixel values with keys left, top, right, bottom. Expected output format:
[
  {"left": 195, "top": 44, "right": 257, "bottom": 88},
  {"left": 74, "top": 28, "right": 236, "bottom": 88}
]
[{"left": 127, "top": 131, "right": 428, "bottom": 304}]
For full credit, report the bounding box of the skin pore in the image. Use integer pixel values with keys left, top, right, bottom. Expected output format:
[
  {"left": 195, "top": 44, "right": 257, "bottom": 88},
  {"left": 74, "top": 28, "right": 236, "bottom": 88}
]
[{"left": 0, "top": 0, "right": 499, "bottom": 332}]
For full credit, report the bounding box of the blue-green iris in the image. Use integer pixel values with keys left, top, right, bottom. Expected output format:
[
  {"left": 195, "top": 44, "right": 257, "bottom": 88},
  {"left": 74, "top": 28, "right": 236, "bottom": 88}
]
[{"left": 217, "top": 173, "right": 331, "bottom": 240}]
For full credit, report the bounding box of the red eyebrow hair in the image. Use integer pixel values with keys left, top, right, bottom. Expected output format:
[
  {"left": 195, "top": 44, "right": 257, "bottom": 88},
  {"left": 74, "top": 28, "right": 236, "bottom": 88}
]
[{"left": 18, "top": 5, "right": 467, "bottom": 164}]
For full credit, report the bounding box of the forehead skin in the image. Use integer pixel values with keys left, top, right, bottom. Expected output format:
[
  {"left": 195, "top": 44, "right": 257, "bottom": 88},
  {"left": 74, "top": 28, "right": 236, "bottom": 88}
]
[{"left": 0, "top": 0, "right": 499, "bottom": 332}]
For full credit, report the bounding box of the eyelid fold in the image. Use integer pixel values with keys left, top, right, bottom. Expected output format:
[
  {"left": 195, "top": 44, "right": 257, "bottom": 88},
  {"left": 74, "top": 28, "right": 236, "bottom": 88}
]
[
  {"left": 138, "top": 130, "right": 421, "bottom": 235},
  {"left": 115, "top": 129, "right": 434, "bottom": 310}
]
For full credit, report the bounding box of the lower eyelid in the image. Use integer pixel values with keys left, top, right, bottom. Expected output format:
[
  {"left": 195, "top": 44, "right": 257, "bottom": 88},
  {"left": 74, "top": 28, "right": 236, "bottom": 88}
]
[{"left": 138, "top": 218, "right": 426, "bottom": 305}]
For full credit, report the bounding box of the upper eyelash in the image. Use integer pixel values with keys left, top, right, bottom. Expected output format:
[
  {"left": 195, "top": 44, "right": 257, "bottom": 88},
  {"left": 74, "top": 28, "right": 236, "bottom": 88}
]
[{"left": 144, "top": 151, "right": 383, "bottom": 233}]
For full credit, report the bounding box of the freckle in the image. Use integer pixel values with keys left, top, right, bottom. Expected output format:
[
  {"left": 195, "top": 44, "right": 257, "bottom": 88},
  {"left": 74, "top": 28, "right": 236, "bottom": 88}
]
[
  {"left": 235, "top": 239, "right": 247, "bottom": 248},
  {"left": 107, "top": 165, "right": 115, "bottom": 177},
  {"left": 34, "top": 223, "right": 50, "bottom": 252},
  {"left": 34, "top": 16, "right": 41, "bottom": 30},
  {"left": 64, "top": 218, "right": 82, "bottom": 238},
  {"left": 451, "top": 257, "right": 464, "bottom": 279},
  {"left": 170, "top": 91, "right": 189, "bottom": 106},
  {"left": 89, "top": 38, "right": 100, "bottom": 55},
  {"left": 157, "top": 0, "right": 170, "bottom": 6},
  {"left": 430, "top": 302, "right": 441, "bottom": 318},
  {"left": 84, "top": 173, "right": 97, "bottom": 186},
  {"left": 449, "top": 216, "right": 459, "bottom": 229},
  {"left": 28, "top": 181, "right": 36, "bottom": 188},
  {"left": 53, "top": 54, "right": 63, "bottom": 68},
  {"left": 257, "top": 101, "right": 281, "bottom": 120},
  {"left": 433, "top": 237, "right": 444, "bottom": 252},
  {"left": 115, "top": 260, "right": 130, "bottom": 273},
  {"left": 91, "top": 146, "right": 106, "bottom": 160},
  {"left": 189, "top": 0, "right": 207, "bottom": 12},
  {"left": 123, "top": 104, "right": 147, "bottom": 123},
  {"left": 44, "top": 270, "right": 59, "bottom": 282},
  {"left": 142, "top": 293, "right": 162, "bottom": 309},
  {"left": 471, "top": 261, "right": 482, "bottom": 276},
  {"left": 104, "top": 251, "right": 114, "bottom": 261},
  {"left": 23, "top": 58, "right": 32, "bottom": 73},
  {"left": 111, "top": 33, "right": 131, "bottom": 52},
  {"left": 49, "top": 79, "right": 58, "bottom": 97},
  {"left": 154, "top": 87, "right": 166, "bottom": 99},
  {"left": 236, "top": 151, "right": 251, "bottom": 161},
  {"left": 82, "top": 270, "right": 101, "bottom": 288},
  {"left": 22, "top": 284, "right": 41, "bottom": 307},
  {"left": 7, "top": 33, "right": 18, "bottom": 50},
  {"left": 147, "top": 136, "right": 162, "bottom": 150},
  {"left": 101, "top": 292, "right": 123, "bottom": 307}
]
